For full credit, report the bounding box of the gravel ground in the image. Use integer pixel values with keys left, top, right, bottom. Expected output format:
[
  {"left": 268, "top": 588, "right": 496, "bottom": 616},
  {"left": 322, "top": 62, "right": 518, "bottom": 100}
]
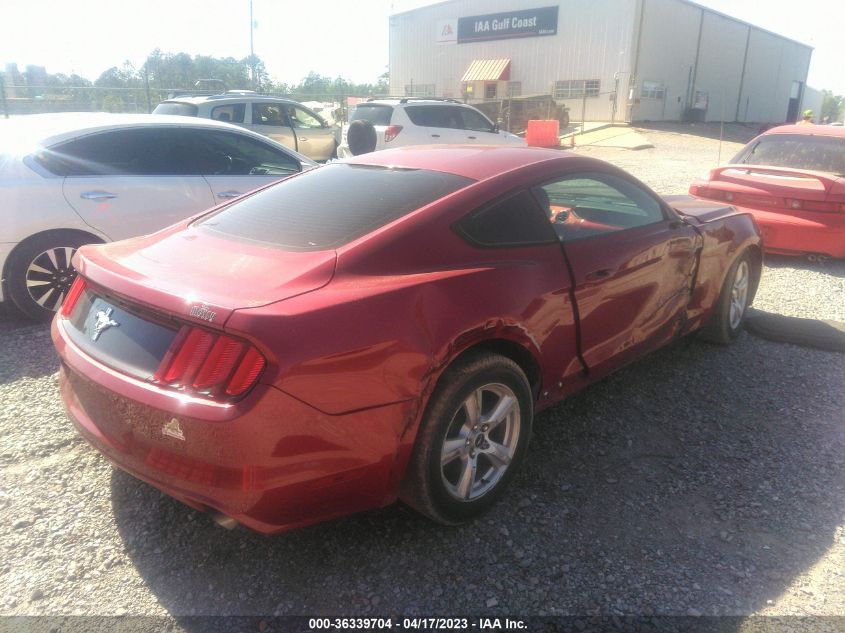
[{"left": 1, "top": 126, "right": 844, "bottom": 629}]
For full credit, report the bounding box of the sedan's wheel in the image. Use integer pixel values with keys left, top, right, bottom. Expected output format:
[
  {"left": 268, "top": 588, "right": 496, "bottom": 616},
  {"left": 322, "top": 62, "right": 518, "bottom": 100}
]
[
  {"left": 401, "top": 352, "right": 533, "bottom": 524},
  {"left": 701, "top": 250, "right": 756, "bottom": 344},
  {"left": 728, "top": 259, "right": 750, "bottom": 331},
  {"left": 7, "top": 233, "right": 93, "bottom": 322}
]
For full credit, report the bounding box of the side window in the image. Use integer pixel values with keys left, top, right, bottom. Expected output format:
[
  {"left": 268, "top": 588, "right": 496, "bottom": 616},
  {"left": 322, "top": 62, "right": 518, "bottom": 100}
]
[
  {"left": 291, "top": 107, "right": 323, "bottom": 129},
  {"left": 211, "top": 104, "right": 245, "bottom": 123},
  {"left": 252, "top": 103, "right": 288, "bottom": 126},
  {"left": 405, "top": 105, "right": 461, "bottom": 129},
  {"left": 459, "top": 108, "right": 495, "bottom": 133},
  {"left": 455, "top": 189, "right": 557, "bottom": 248},
  {"left": 536, "top": 172, "right": 665, "bottom": 241},
  {"left": 183, "top": 130, "right": 301, "bottom": 176},
  {"left": 41, "top": 129, "right": 190, "bottom": 176}
]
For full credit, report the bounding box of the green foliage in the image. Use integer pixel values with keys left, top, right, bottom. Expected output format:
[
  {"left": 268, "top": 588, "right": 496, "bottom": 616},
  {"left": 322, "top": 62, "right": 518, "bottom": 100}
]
[
  {"left": 821, "top": 90, "right": 843, "bottom": 123},
  {"left": 2, "top": 52, "right": 389, "bottom": 114}
]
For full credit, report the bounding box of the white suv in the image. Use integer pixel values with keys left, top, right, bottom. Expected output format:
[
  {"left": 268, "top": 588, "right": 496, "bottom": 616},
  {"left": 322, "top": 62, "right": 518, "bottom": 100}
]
[{"left": 337, "top": 98, "right": 525, "bottom": 157}]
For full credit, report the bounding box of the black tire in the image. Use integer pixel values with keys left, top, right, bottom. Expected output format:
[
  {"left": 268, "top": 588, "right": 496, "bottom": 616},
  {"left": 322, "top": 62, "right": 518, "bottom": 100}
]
[
  {"left": 6, "top": 232, "right": 95, "bottom": 322},
  {"left": 400, "top": 352, "right": 533, "bottom": 525},
  {"left": 346, "top": 120, "right": 377, "bottom": 156},
  {"left": 700, "top": 250, "right": 755, "bottom": 344}
]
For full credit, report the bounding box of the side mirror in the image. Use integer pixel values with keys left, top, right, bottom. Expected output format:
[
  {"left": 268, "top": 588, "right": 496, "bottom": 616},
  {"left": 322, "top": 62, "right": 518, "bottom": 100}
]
[{"left": 493, "top": 123, "right": 500, "bottom": 133}]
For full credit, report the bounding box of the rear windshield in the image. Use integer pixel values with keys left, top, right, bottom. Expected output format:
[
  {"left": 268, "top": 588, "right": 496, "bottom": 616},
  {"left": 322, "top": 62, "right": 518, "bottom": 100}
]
[
  {"left": 196, "top": 163, "right": 473, "bottom": 250},
  {"left": 732, "top": 134, "right": 845, "bottom": 176},
  {"left": 350, "top": 105, "right": 393, "bottom": 126},
  {"left": 152, "top": 102, "right": 199, "bottom": 117}
]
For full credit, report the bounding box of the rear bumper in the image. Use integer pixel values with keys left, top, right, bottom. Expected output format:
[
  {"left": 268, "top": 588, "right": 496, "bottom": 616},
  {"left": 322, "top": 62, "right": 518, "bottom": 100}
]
[
  {"left": 735, "top": 206, "right": 845, "bottom": 258},
  {"left": 53, "top": 317, "right": 413, "bottom": 534}
]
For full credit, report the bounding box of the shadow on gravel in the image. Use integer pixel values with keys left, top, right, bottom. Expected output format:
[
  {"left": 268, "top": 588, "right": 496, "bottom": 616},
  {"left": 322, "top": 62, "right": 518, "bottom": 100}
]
[
  {"left": 746, "top": 309, "right": 845, "bottom": 353},
  {"left": 110, "top": 334, "right": 845, "bottom": 625},
  {"left": 633, "top": 122, "right": 758, "bottom": 145},
  {"left": 0, "top": 305, "right": 58, "bottom": 383}
]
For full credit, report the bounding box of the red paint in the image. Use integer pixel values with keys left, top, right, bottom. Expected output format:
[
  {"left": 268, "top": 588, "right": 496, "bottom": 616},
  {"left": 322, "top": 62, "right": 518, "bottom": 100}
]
[
  {"left": 690, "top": 125, "right": 845, "bottom": 258},
  {"left": 53, "top": 146, "right": 761, "bottom": 533}
]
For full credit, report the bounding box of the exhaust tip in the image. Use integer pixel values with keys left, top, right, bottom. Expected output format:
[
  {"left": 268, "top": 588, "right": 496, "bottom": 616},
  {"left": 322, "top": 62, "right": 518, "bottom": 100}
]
[{"left": 210, "top": 512, "right": 238, "bottom": 530}]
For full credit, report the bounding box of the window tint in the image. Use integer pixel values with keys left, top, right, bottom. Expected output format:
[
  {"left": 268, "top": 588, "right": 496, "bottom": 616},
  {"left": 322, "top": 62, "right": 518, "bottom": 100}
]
[
  {"left": 152, "top": 102, "right": 199, "bottom": 116},
  {"left": 196, "top": 164, "right": 473, "bottom": 251},
  {"left": 536, "top": 172, "right": 664, "bottom": 241},
  {"left": 181, "top": 129, "right": 301, "bottom": 176},
  {"left": 459, "top": 108, "right": 494, "bottom": 133},
  {"left": 350, "top": 105, "right": 393, "bottom": 126},
  {"left": 211, "top": 104, "right": 245, "bottom": 123},
  {"left": 252, "top": 103, "right": 291, "bottom": 126},
  {"left": 456, "top": 189, "right": 557, "bottom": 247},
  {"left": 732, "top": 134, "right": 845, "bottom": 175},
  {"left": 38, "top": 128, "right": 194, "bottom": 176},
  {"left": 405, "top": 105, "right": 461, "bottom": 129}
]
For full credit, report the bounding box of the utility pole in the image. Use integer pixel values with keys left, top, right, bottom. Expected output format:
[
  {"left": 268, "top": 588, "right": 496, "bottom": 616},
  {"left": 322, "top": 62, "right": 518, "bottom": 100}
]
[{"left": 249, "top": 0, "right": 256, "bottom": 90}]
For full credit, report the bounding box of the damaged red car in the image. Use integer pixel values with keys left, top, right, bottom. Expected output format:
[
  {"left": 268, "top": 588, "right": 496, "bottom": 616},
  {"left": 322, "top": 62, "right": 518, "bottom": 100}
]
[
  {"left": 53, "top": 146, "right": 762, "bottom": 533},
  {"left": 690, "top": 124, "right": 845, "bottom": 259}
]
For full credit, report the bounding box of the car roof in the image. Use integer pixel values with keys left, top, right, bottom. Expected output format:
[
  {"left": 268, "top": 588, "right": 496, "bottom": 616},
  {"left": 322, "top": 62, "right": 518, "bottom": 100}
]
[
  {"left": 163, "top": 94, "right": 299, "bottom": 106},
  {"left": 360, "top": 99, "right": 466, "bottom": 107},
  {"left": 343, "top": 145, "right": 582, "bottom": 181},
  {"left": 0, "top": 112, "right": 281, "bottom": 148},
  {"left": 762, "top": 124, "right": 845, "bottom": 138}
]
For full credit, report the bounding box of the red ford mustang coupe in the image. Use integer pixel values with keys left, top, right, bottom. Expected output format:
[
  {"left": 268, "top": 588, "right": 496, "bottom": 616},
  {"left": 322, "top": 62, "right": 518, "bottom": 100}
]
[
  {"left": 690, "top": 124, "right": 845, "bottom": 259},
  {"left": 53, "top": 146, "right": 761, "bottom": 533}
]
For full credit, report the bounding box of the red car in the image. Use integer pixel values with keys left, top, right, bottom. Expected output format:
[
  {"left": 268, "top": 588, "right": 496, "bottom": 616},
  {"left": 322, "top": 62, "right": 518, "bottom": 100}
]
[
  {"left": 690, "top": 125, "right": 845, "bottom": 259},
  {"left": 53, "top": 146, "right": 762, "bottom": 533}
]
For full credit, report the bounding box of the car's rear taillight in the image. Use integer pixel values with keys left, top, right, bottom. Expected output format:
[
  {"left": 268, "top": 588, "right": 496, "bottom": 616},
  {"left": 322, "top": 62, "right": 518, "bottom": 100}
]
[
  {"left": 154, "top": 326, "right": 265, "bottom": 399},
  {"left": 384, "top": 125, "right": 404, "bottom": 143},
  {"left": 60, "top": 276, "right": 87, "bottom": 317},
  {"left": 784, "top": 198, "right": 841, "bottom": 213}
]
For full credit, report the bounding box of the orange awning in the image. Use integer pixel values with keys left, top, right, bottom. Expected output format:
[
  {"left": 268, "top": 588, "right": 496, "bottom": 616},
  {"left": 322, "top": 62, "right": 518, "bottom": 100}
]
[{"left": 461, "top": 59, "right": 511, "bottom": 82}]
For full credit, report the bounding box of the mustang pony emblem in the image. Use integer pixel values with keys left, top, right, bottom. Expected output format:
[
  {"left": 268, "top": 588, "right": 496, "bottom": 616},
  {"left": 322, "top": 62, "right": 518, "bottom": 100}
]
[{"left": 91, "top": 307, "right": 119, "bottom": 341}]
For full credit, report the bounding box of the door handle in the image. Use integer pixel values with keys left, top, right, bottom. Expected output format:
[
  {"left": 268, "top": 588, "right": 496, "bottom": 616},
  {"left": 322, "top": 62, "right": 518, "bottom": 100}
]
[
  {"left": 299, "top": 137, "right": 308, "bottom": 142},
  {"left": 586, "top": 268, "right": 613, "bottom": 281},
  {"left": 80, "top": 191, "right": 117, "bottom": 200},
  {"left": 431, "top": 134, "right": 440, "bottom": 138},
  {"left": 216, "top": 190, "right": 242, "bottom": 199},
  {"left": 468, "top": 136, "right": 477, "bottom": 139}
]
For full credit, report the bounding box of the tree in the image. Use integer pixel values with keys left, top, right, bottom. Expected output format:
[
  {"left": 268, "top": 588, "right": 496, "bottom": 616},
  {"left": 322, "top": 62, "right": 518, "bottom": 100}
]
[{"left": 821, "top": 90, "right": 843, "bottom": 123}]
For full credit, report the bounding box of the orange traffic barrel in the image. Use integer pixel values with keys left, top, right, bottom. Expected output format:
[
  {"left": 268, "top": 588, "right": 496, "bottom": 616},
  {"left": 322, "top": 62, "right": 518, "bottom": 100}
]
[{"left": 526, "top": 120, "right": 560, "bottom": 148}]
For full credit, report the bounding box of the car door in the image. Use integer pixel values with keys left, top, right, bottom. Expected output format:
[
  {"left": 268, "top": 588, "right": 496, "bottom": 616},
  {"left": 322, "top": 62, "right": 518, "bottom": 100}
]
[
  {"left": 457, "top": 107, "right": 502, "bottom": 144},
  {"left": 178, "top": 128, "right": 306, "bottom": 203},
  {"left": 403, "top": 105, "right": 467, "bottom": 144},
  {"left": 290, "top": 106, "right": 336, "bottom": 161},
  {"left": 247, "top": 102, "right": 297, "bottom": 151},
  {"left": 59, "top": 128, "right": 215, "bottom": 241},
  {"left": 534, "top": 171, "right": 699, "bottom": 380}
]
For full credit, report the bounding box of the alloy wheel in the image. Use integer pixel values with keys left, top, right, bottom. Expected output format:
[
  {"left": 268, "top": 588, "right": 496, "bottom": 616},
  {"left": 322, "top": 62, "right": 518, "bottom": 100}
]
[
  {"left": 25, "top": 247, "right": 78, "bottom": 312},
  {"left": 440, "top": 383, "right": 521, "bottom": 501},
  {"left": 729, "top": 260, "right": 750, "bottom": 330}
]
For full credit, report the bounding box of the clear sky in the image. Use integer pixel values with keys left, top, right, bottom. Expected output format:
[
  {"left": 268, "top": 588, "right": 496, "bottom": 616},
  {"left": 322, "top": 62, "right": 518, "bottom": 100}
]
[{"left": 0, "top": 0, "right": 842, "bottom": 95}]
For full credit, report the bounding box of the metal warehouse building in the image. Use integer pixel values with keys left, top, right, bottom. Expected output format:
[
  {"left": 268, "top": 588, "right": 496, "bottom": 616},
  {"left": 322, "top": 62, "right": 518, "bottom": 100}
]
[{"left": 389, "top": 0, "right": 814, "bottom": 124}]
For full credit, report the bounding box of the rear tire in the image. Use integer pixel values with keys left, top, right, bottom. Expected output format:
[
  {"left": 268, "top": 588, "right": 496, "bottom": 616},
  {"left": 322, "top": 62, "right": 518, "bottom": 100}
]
[
  {"left": 346, "top": 120, "right": 377, "bottom": 156},
  {"left": 6, "top": 232, "right": 96, "bottom": 322},
  {"left": 400, "top": 352, "right": 533, "bottom": 525},
  {"left": 700, "top": 250, "right": 755, "bottom": 344}
]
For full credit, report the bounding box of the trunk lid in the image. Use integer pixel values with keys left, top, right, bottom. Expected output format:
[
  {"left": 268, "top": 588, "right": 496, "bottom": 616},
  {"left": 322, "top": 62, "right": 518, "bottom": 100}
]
[
  {"left": 74, "top": 223, "right": 337, "bottom": 327},
  {"left": 663, "top": 195, "right": 738, "bottom": 225}
]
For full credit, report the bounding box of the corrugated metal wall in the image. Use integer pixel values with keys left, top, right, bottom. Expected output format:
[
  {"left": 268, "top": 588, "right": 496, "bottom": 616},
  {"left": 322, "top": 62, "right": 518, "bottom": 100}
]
[
  {"left": 389, "top": 0, "right": 812, "bottom": 123},
  {"left": 389, "top": 0, "right": 637, "bottom": 122}
]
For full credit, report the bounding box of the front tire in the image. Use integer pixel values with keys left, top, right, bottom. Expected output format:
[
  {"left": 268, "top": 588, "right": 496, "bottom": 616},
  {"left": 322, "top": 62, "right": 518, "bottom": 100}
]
[
  {"left": 700, "top": 250, "right": 755, "bottom": 344},
  {"left": 401, "top": 352, "right": 533, "bottom": 525},
  {"left": 6, "top": 232, "right": 94, "bottom": 322}
]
